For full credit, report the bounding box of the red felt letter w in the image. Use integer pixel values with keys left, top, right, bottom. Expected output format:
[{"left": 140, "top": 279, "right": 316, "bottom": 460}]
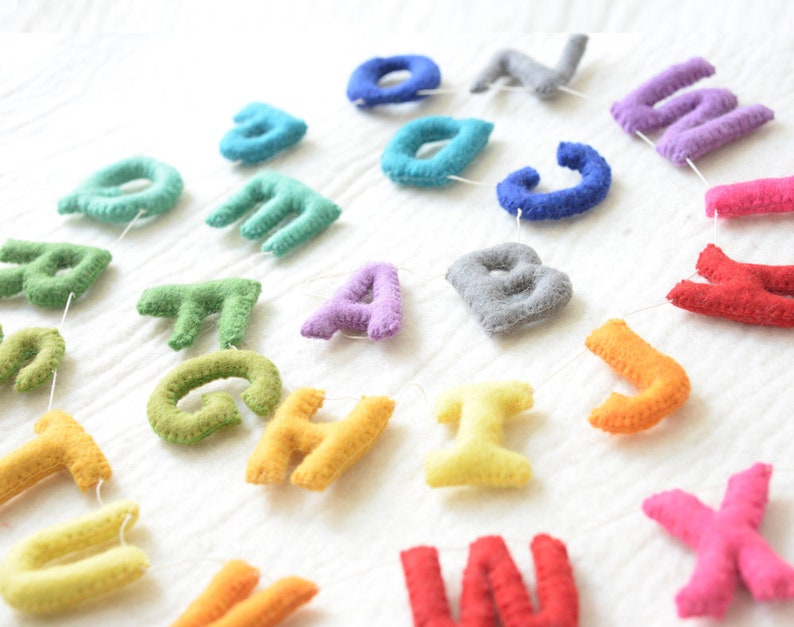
[{"left": 400, "top": 535, "right": 578, "bottom": 627}]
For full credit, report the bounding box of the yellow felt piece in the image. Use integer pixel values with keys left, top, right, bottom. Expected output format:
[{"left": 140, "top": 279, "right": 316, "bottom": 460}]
[
  {"left": 425, "top": 381, "right": 534, "bottom": 488},
  {"left": 172, "top": 561, "right": 317, "bottom": 627},
  {"left": 585, "top": 319, "right": 691, "bottom": 434},
  {"left": 246, "top": 387, "right": 395, "bottom": 491},
  {"left": 0, "top": 500, "right": 149, "bottom": 614},
  {"left": 0, "top": 410, "right": 112, "bottom": 506}
]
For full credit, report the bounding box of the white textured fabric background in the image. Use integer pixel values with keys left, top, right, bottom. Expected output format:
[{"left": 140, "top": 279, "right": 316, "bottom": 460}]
[{"left": 2, "top": 3, "right": 794, "bottom": 626}]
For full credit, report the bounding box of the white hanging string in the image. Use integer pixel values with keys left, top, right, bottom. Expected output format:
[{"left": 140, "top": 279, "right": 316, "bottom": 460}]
[{"left": 47, "top": 209, "right": 145, "bottom": 412}]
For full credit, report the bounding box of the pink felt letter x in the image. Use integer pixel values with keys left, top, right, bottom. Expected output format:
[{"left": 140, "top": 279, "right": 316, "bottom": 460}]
[{"left": 643, "top": 463, "right": 794, "bottom": 619}]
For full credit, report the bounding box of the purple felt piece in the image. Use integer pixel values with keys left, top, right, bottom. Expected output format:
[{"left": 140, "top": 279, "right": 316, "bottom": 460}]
[
  {"left": 610, "top": 57, "right": 773, "bottom": 165},
  {"left": 300, "top": 262, "right": 402, "bottom": 341}
]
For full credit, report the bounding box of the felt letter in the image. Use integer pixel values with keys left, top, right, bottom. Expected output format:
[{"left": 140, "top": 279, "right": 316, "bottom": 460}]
[
  {"left": 0, "top": 325, "right": 65, "bottom": 391},
  {"left": 347, "top": 54, "right": 441, "bottom": 107},
  {"left": 0, "top": 239, "right": 112, "bottom": 308},
  {"left": 219, "top": 102, "right": 307, "bottom": 165},
  {"left": 611, "top": 57, "right": 773, "bottom": 165},
  {"left": 446, "top": 242, "right": 572, "bottom": 334},
  {"left": 137, "top": 278, "right": 262, "bottom": 350},
  {"left": 246, "top": 387, "right": 395, "bottom": 491},
  {"left": 706, "top": 174, "right": 794, "bottom": 218},
  {"left": 147, "top": 349, "right": 282, "bottom": 444},
  {"left": 0, "top": 500, "right": 149, "bottom": 613},
  {"left": 644, "top": 463, "right": 794, "bottom": 618},
  {"left": 667, "top": 244, "right": 794, "bottom": 327},
  {"left": 381, "top": 116, "right": 494, "bottom": 187},
  {"left": 58, "top": 156, "right": 183, "bottom": 224},
  {"left": 0, "top": 410, "right": 112, "bottom": 506},
  {"left": 496, "top": 142, "right": 612, "bottom": 220},
  {"left": 171, "top": 560, "right": 318, "bottom": 627},
  {"left": 205, "top": 171, "right": 341, "bottom": 256},
  {"left": 425, "top": 381, "right": 534, "bottom": 488},
  {"left": 401, "top": 534, "right": 579, "bottom": 627},
  {"left": 585, "top": 319, "right": 690, "bottom": 434},
  {"left": 470, "top": 34, "right": 588, "bottom": 98},
  {"left": 300, "top": 262, "right": 402, "bottom": 340}
]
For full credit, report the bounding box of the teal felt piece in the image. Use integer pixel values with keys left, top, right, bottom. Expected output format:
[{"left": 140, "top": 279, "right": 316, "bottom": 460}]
[
  {"left": 0, "top": 240, "right": 112, "bottom": 308},
  {"left": 137, "top": 278, "right": 262, "bottom": 350},
  {"left": 205, "top": 171, "right": 341, "bottom": 257},
  {"left": 220, "top": 102, "right": 307, "bottom": 165},
  {"left": 380, "top": 116, "right": 494, "bottom": 187},
  {"left": 58, "top": 156, "right": 183, "bottom": 224}
]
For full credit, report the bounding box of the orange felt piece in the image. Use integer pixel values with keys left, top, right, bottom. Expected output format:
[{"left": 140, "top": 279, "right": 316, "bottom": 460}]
[
  {"left": 171, "top": 560, "right": 317, "bottom": 627},
  {"left": 585, "top": 319, "right": 690, "bottom": 434}
]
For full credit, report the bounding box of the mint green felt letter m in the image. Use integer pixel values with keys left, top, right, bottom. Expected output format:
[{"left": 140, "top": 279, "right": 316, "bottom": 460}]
[{"left": 205, "top": 171, "right": 341, "bottom": 257}]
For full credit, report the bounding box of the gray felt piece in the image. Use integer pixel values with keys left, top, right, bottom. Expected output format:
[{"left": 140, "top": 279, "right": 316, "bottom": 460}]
[
  {"left": 470, "top": 34, "right": 588, "bottom": 98},
  {"left": 446, "top": 242, "right": 572, "bottom": 334}
]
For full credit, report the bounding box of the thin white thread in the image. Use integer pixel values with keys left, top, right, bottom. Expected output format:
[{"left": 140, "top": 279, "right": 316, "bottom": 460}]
[
  {"left": 248, "top": 257, "right": 264, "bottom": 283},
  {"left": 322, "top": 395, "right": 361, "bottom": 402},
  {"left": 516, "top": 209, "right": 522, "bottom": 244},
  {"left": 534, "top": 349, "right": 589, "bottom": 392},
  {"left": 109, "top": 209, "right": 147, "bottom": 251},
  {"left": 634, "top": 130, "right": 657, "bottom": 149},
  {"left": 713, "top": 207, "right": 719, "bottom": 247},
  {"left": 119, "top": 513, "right": 132, "bottom": 547},
  {"left": 50, "top": 206, "right": 145, "bottom": 415},
  {"left": 622, "top": 301, "right": 672, "bottom": 318},
  {"left": 396, "top": 266, "right": 446, "bottom": 283},
  {"left": 47, "top": 291, "right": 76, "bottom": 412},
  {"left": 416, "top": 87, "right": 460, "bottom": 95},
  {"left": 396, "top": 381, "right": 429, "bottom": 406},
  {"left": 57, "top": 291, "right": 75, "bottom": 333},
  {"left": 96, "top": 479, "right": 105, "bottom": 506},
  {"left": 447, "top": 174, "right": 496, "bottom": 187},
  {"left": 486, "top": 82, "right": 538, "bottom": 93},
  {"left": 555, "top": 84, "right": 607, "bottom": 104},
  {"left": 685, "top": 158, "right": 710, "bottom": 188},
  {"left": 301, "top": 270, "right": 352, "bottom": 300},
  {"left": 340, "top": 332, "right": 370, "bottom": 340},
  {"left": 46, "top": 370, "right": 58, "bottom": 412}
]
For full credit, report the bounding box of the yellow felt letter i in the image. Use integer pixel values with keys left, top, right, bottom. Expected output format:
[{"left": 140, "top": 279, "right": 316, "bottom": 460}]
[{"left": 425, "top": 381, "right": 534, "bottom": 488}]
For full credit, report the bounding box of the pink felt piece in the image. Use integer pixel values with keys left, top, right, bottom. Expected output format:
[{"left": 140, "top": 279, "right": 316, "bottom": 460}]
[
  {"left": 706, "top": 175, "right": 794, "bottom": 217},
  {"left": 643, "top": 463, "right": 794, "bottom": 619}
]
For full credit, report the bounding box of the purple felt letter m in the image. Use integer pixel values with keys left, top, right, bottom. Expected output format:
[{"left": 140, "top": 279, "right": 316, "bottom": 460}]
[{"left": 610, "top": 57, "right": 773, "bottom": 165}]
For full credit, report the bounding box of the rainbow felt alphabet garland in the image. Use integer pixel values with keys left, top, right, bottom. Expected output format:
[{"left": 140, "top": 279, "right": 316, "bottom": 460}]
[{"left": 2, "top": 33, "right": 794, "bottom": 625}]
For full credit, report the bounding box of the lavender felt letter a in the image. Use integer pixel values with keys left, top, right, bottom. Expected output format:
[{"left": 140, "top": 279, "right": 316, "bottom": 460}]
[{"left": 301, "top": 262, "right": 402, "bottom": 341}]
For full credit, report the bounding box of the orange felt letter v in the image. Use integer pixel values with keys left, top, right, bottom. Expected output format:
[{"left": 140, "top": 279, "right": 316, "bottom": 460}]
[
  {"left": 171, "top": 560, "right": 317, "bottom": 627},
  {"left": 585, "top": 319, "right": 690, "bottom": 434}
]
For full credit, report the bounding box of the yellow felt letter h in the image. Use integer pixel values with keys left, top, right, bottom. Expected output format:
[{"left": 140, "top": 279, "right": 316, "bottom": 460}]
[{"left": 246, "top": 387, "right": 395, "bottom": 491}]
